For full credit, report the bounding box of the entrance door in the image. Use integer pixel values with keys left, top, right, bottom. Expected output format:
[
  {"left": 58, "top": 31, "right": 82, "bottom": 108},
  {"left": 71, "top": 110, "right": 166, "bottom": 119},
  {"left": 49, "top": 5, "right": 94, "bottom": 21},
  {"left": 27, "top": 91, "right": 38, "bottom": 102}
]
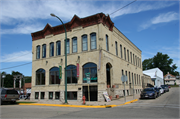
[
  {"left": 106, "top": 63, "right": 112, "bottom": 87},
  {"left": 83, "top": 86, "right": 97, "bottom": 101}
]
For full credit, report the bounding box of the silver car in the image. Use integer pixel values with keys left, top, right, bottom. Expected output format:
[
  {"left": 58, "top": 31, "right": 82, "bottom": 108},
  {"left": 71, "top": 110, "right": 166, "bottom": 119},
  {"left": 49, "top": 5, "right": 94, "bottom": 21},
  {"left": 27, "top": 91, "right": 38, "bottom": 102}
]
[{"left": 1, "top": 88, "right": 19, "bottom": 104}]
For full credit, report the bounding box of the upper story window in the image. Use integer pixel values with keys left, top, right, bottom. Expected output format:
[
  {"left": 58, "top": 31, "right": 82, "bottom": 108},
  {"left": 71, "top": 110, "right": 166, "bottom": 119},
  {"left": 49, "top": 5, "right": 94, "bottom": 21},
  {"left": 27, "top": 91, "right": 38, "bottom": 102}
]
[
  {"left": 36, "top": 45, "right": 40, "bottom": 59},
  {"left": 133, "top": 54, "right": 135, "bottom": 65},
  {"left": 90, "top": 33, "right": 96, "bottom": 50},
  {"left": 130, "top": 52, "right": 132, "bottom": 63},
  {"left": 168, "top": 76, "right": 170, "bottom": 79},
  {"left": 50, "top": 42, "right": 54, "bottom": 57},
  {"left": 115, "top": 41, "right": 118, "bottom": 56},
  {"left": 42, "top": 44, "right": 46, "bottom": 58},
  {"left": 120, "top": 45, "right": 123, "bottom": 58},
  {"left": 124, "top": 47, "right": 126, "bottom": 60},
  {"left": 127, "top": 50, "right": 129, "bottom": 62},
  {"left": 67, "top": 65, "right": 77, "bottom": 84},
  {"left": 72, "top": 37, "right": 77, "bottom": 53},
  {"left": 106, "top": 35, "right": 109, "bottom": 51},
  {"left": 49, "top": 67, "right": 60, "bottom": 84},
  {"left": 36, "top": 68, "right": 45, "bottom": 85},
  {"left": 82, "top": 35, "right": 88, "bottom": 51},
  {"left": 66, "top": 39, "right": 70, "bottom": 54},
  {"left": 56, "top": 41, "right": 61, "bottom": 56}
]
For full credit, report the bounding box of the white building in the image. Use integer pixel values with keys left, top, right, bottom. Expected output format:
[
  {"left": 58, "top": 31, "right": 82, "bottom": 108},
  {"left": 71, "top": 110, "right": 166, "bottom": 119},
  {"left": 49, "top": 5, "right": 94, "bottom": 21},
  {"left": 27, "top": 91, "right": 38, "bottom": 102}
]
[{"left": 143, "top": 68, "right": 164, "bottom": 87}]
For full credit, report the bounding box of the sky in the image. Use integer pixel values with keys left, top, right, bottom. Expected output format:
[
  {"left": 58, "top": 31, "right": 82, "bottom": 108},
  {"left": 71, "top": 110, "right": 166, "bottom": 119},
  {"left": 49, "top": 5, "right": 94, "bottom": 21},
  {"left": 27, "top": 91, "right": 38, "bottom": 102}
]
[{"left": 0, "top": 0, "right": 179, "bottom": 76}]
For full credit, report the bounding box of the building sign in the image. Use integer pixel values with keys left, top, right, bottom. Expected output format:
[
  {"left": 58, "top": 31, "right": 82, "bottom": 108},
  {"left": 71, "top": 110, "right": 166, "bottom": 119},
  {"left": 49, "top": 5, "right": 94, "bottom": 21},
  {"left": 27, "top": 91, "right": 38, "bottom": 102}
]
[
  {"left": 59, "top": 66, "right": 62, "bottom": 79},
  {"left": 77, "top": 63, "right": 79, "bottom": 77},
  {"left": 103, "top": 92, "right": 111, "bottom": 102}
]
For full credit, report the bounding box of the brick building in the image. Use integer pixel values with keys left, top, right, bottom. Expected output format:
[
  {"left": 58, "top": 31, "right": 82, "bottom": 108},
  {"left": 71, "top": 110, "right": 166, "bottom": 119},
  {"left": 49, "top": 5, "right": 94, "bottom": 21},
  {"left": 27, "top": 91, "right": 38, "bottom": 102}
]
[{"left": 31, "top": 13, "right": 143, "bottom": 102}]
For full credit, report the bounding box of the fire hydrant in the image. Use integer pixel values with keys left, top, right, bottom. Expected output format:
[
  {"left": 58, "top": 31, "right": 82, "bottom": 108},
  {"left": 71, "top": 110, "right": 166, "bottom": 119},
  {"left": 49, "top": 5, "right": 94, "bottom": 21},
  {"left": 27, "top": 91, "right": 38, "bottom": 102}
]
[{"left": 82, "top": 95, "right": 86, "bottom": 105}]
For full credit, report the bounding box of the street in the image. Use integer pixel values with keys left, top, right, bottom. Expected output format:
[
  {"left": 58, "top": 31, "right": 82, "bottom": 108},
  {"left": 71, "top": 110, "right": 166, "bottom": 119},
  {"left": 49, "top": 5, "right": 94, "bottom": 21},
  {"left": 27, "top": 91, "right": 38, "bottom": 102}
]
[{"left": 1, "top": 87, "right": 179, "bottom": 118}]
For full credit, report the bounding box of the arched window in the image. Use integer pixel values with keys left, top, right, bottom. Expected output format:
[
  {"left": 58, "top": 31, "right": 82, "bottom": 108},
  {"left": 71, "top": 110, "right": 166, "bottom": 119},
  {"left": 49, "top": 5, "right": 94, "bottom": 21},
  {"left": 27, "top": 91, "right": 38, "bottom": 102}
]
[
  {"left": 36, "top": 68, "right": 45, "bottom": 85},
  {"left": 56, "top": 41, "right": 61, "bottom": 56},
  {"left": 42, "top": 44, "right": 46, "bottom": 58},
  {"left": 50, "top": 42, "right": 54, "bottom": 57},
  {"left": 115, "top": 41, "right": 118, "bottom": 56},
  {"left": 36, "top": 45, "right": 40, "bottom": 59},
  {"left": 67, "top": 65, "right": 77, "bottom": 83},
  {"left": 72, "top": 37, "right": 77, "bottom": 53},
  {"left": 83, "top": 63, "right": 97, "bottom": 83},
  {"left": 90, "top": 33, "right": 96, "bottom": 50},
  {"left": 82, "top": 34, "right": 88, "bottom": 51},
  {"left": 49, "top": 67, "right": 60, "bottom": 84}
]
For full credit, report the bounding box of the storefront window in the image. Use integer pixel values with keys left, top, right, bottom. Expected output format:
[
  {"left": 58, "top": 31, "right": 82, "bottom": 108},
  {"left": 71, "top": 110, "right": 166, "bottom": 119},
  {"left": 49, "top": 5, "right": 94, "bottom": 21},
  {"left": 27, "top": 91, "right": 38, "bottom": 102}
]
[{"left": 83, "top": 63, "right": 97, "bottom": 83}]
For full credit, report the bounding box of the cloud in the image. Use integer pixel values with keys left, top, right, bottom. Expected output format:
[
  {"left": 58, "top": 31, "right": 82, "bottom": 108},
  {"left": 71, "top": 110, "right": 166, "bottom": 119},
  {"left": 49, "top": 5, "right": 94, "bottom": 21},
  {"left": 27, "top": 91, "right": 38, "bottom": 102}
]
[
  {"left": 0, "top": 0, "right": 177, "bottom": 34},
  {"left": 140, "top": 11, "right": 179, "bottom": 30},
  {"left": 0, "top": 51, "right": 32, "bottom": 62}
]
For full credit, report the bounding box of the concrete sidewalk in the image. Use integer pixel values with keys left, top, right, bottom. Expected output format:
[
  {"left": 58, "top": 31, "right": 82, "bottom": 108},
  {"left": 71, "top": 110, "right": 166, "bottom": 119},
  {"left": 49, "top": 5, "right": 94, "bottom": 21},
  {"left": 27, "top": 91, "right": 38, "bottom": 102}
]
[{"left": 17, "top": 93, "right": 140, "bottom": 108}]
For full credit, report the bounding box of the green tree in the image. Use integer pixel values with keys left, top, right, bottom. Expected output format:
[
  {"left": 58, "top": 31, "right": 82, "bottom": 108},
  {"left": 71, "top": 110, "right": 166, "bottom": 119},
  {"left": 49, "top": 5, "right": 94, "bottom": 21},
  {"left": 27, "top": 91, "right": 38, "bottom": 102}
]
[{"left": 143, "top": 52, "right": 178, "bottom": 76}]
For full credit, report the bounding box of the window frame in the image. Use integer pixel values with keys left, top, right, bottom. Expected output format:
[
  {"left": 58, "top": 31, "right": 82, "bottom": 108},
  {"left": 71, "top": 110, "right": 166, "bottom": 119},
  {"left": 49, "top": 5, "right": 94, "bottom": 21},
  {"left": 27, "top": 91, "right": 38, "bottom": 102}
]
[
  {"left": 90, "top": 33, "right": 97, "bottom": 50},
  {"left": 36, "top": 45, "right": 40, "bottom": 59},
  {"left": 50, "top": 42, "right": 54, "bottom": 57},
  {"left": 49, "top": 67, "right": 60, "bottom": 84},
  {"left": 106, "top": 35, "right": 109, "bottom": 51},
  {"left": 56, "top": 41, "right": 61, "bottom": 56},
  {"left": 82, "top": 34, "right": 88, "bottom": 51},
  {"left": 67, "top": 65, "right": 77, "bottom": 84},
  {"left": 83, "top": 63, "right": 97, "bottom": 83},
  {"left": 36, "top": 69, "right": 45, "bottom": 85},
  {"left": 42, "top": 44, "right": 46, "bottom": 58},
  {"left": 72, "top": 37, "right": 77, "bottom": 53},
  {"left": 115, "top": 41, "right": 118, "bottom": 56}
]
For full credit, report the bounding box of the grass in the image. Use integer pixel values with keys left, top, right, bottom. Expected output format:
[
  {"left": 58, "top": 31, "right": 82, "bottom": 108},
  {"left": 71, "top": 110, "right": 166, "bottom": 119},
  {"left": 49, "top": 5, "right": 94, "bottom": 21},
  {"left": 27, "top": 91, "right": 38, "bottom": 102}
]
[
  {"left": 169, "top": 85, "right": 179, "bottom": 87},
  {"left": 17, "top": 102, "right": 37, "bottom": 104}
]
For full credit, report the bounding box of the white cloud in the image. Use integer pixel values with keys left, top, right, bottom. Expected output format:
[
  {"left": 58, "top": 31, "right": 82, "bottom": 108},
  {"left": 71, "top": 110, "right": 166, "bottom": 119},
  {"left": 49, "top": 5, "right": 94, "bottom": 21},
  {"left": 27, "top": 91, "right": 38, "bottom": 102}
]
[
  {"left": 140, "top": 11, "right": 179, "bottom": 30},
  {"left": 0, "top": 51, "right": 32, "bottom": 62},
  {"left": 0, "top": 0, "right": 177, "bottom": 34}
]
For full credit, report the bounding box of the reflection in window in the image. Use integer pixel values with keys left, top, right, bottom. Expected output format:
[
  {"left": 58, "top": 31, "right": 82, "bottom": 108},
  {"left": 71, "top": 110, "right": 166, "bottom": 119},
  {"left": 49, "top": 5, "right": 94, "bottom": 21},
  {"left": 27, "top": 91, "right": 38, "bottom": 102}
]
[
  {"left": 82, "top": 35, "right": 88, "bottom": 51},
  {"left": 72, "top": 37, "right": 77, "bottom": 53},
  {"left": 36, "top": 45, "right": 40, "bottom": 59},
  {"left": 35, "top": 92, "right": 39, "bottom": 99},
  {"left": 90, "top": 33, "right": 96, "bottom": 50},
  {"left": 42, "top": 44, "right": 46, "bottom": 58},
  {"left": 49, "top": 67, "right": 60, "bottom": 84},
  {"left": 41, "top": 92, "right": 45, "bottom": 99},
  {"left": 67, "top": 92, "right": 77, "bottom": 100},
  {"left": 67, "top": 65, "right": 77, "bottom": 84},
  {"left": 36, "top": 68, "right": 45, "bottom": 85},
  {"left": 66, "top": 39, "right": 70, "bottom": 54},
  {"left": 55, "top": 92, "right": 60, "bottom": 100},
  {"left": 50, "top": 42, "right": 54, "bottom": 57},
  {"left": 49, "top": 92, "right": 53, "bottom": 99},
  {"left": 56, "top": 41, "right": 61, "bottom": 56},
  {"left": 83, "top": 63, "right": 97, "bottom": 83}
]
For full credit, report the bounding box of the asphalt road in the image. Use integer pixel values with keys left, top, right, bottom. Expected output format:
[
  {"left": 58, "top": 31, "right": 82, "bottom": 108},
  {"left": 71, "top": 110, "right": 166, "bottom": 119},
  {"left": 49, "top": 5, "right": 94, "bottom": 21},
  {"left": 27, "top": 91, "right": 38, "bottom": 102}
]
[{"left": 1, "top": 87, "right": 179, "bottom": 119}]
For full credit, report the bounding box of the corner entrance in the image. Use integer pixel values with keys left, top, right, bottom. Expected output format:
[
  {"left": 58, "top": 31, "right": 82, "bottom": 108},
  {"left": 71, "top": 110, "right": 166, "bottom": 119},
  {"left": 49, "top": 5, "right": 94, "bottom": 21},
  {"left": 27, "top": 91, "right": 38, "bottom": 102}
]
[
  {"left": 83, "top": 86, "right": 97, "bottom": 101},
  {"left": 106, "top": 63, "right": 112, "bottom": 87}
]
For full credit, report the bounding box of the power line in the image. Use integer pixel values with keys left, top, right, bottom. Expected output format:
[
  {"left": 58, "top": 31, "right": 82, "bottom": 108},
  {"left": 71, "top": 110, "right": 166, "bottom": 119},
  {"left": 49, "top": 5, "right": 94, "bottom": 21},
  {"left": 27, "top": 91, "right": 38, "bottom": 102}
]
[
  {"left": 2, "top": 52, "right": 32, "bottom": 62},
  {"left": 109, "top": 0, "right": 137, "bottom": 15},
  {"left": 0, "top": 62, "right": 32, "bottom": 70}
]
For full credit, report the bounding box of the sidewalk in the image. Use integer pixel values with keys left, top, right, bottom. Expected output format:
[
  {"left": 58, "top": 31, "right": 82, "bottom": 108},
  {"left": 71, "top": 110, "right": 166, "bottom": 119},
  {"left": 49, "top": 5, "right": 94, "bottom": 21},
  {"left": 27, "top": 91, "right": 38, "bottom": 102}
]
[{"left": 17, "top": 93, "right": 140, "bottom": 108}]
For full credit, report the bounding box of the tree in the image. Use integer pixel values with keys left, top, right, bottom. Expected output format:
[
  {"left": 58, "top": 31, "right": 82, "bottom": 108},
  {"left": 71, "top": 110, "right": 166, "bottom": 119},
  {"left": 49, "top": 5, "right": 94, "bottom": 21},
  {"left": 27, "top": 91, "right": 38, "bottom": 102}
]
[{"left": 143, "top": 52, "right": 178, "bottom": 76}]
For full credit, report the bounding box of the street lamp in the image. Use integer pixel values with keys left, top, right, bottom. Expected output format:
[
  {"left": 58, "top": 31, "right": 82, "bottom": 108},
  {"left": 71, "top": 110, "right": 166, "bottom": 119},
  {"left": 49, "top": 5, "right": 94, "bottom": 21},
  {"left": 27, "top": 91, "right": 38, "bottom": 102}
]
[
  {"left": 2, "top": 74, "right": 6, "bottom": 88},
  {"left": 50, "top": 13, "right": 68, "bottom": 104}
]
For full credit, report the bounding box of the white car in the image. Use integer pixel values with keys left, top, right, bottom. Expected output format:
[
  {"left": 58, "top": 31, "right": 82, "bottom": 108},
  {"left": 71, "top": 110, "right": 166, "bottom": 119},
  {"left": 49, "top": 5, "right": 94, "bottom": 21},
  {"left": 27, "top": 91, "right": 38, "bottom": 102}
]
[{"left": 158, "top": 87, "right": 164, "bottom": 94}]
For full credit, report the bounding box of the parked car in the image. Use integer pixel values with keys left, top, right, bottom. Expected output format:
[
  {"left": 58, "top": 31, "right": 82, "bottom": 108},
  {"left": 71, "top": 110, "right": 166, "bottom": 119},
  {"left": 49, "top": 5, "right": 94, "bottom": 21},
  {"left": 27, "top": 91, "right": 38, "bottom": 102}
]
[
  {"left": 154, "top": 87, "right": 161, "bottom": 97},
  {"left": 158, "top": 87, "right": 164, "bottom": 94},
  {"left": 161, "top": 85, "right": 169, "bottom": 92},
  {"left": 140, "top": 88, "right": 157, "bottom": 99},
  {"left": 0, "top": 88, "right": 19, "bottom": 104}
]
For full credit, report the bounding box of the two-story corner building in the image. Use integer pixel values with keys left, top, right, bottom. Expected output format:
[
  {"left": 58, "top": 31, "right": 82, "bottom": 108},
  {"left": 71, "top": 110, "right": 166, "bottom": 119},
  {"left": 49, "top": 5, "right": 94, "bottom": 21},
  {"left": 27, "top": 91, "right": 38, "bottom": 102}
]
[
  {"left": 164, "top": 72, "right": 176, "bottom": 85},
  {"left": 30, "top": 13, "right": 143, "bottom": 102}
]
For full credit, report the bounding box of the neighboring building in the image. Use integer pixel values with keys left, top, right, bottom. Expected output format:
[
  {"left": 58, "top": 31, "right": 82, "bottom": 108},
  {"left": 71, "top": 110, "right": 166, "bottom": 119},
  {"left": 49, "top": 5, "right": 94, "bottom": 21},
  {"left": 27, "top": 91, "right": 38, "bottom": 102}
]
[
  {"left": 141, "top": 74, "right": 154, "bottom": 89},
  {"left": 143, "top": 68, "right": 164, "bottom": 87},
  {"left": 176, "top": 75, "right": 180, "bottom": 85},
  {"left": 23, "top": 83, "right": 31, "bottom": 95},
  {"left": 164, "top": 72, "right": 177, "bottom": 85},
  {"left": 31, "top": 13, "right": 143, "bottom": 102}
]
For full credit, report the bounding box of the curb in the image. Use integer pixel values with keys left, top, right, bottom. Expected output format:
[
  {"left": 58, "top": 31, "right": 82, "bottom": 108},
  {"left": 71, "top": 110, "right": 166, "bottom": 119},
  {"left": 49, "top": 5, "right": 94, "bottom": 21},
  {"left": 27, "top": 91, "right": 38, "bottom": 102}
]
[{"left": 18, "top": 99, "right": 138, "bottom": 108}]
